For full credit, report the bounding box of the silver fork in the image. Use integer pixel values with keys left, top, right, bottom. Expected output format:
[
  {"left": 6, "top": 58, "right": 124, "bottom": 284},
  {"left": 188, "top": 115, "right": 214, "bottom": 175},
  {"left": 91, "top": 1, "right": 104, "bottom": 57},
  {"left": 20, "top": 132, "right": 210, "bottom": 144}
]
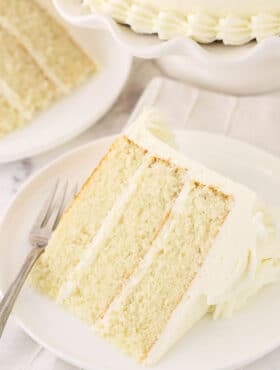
[{"left": 0, "top": 180, "right": 78, "bottom": 338}]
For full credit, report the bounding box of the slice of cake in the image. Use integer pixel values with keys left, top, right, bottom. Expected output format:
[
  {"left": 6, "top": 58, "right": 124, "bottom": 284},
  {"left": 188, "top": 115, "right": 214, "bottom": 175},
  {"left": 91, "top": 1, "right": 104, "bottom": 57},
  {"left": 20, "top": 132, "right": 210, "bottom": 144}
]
[
  {"left": 0, "top": 0, "right": 95, "bottom": 93},
  {"left": 0, "top": 94, "right": 25, "bottom": 137},
  {"left": 31, "top": 109, "right": 280, "bottom": 365},
  {"left": 0, "top": 0, "right": 96, "bottom": 137}
]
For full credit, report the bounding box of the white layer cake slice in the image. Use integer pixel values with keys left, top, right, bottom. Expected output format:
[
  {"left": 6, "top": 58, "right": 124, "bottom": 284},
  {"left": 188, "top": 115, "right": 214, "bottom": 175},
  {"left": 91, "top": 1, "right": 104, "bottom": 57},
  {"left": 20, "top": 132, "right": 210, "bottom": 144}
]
[
  {"left": 0, "top": 0, "right": 96, "bottom": 93},
  {"left": 0, "top": 94, "right": 25, "bottom": 137},
  {"left": 30, "top": 109, "right": 280, "bottom": 365},
  {"left": 0, "top": 27, "right": 56, "bottom": 119}
]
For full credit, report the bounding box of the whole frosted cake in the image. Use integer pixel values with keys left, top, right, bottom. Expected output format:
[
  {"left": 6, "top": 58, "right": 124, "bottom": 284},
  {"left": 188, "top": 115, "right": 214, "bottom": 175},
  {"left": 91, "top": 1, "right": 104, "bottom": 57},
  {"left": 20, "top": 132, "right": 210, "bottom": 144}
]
[
  {"left": 31, "top": 109, "right": 280, "bottom": 365},
  {"left": 83, "top": 0, "right": 280, "bottom": 44}
]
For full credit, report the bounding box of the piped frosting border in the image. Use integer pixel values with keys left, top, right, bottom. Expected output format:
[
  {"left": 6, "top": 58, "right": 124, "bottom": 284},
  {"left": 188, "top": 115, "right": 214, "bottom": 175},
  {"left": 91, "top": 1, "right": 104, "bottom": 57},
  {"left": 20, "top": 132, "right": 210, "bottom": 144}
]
[{"left": 83, "top": 0, "right": 280, "bottom": 45}]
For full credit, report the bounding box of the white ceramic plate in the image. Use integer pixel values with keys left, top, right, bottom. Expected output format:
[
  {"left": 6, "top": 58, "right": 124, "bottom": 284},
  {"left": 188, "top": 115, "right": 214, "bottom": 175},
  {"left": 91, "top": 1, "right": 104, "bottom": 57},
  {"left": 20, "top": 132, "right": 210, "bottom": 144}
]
[
  {"left": 0, "top": 1, "right": 132, "bottom": 164},
  {"left": 0, "top": 131, "right": 280, "bottom": 370},
  {"left": 52, "top": 0, "right": 280, "bottom": 95}
]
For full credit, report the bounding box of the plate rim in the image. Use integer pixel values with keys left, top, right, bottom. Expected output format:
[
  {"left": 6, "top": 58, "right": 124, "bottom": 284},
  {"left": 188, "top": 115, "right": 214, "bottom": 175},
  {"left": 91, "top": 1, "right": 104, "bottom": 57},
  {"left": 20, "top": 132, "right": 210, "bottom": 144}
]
[{"left": 1, "top": 130, "right": 280, "bottom": 370}]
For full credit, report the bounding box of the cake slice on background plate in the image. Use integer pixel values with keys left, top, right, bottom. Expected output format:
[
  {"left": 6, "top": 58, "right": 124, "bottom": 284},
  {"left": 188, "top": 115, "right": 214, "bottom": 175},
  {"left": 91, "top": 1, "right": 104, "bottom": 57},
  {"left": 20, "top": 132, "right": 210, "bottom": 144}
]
[
  {"left": 0, "top": 0, "right": 95, "bottom": 93},
  {"left": 31, "top": 109, "right": 280, "bottom": 365},
  {"left": 0, "top": 0, "right": 96, "bottom": 137}
]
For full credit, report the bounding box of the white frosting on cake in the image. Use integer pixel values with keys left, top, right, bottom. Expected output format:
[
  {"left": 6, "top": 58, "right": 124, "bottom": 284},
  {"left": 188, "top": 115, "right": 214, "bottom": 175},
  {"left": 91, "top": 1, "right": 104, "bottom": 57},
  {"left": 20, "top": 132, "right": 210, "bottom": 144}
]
[
  {"left": 125, "top": 108, "right": 280, "bottom": 364},
  {"left": 83, "top": 0, "right": 280, "bottom": 44}
]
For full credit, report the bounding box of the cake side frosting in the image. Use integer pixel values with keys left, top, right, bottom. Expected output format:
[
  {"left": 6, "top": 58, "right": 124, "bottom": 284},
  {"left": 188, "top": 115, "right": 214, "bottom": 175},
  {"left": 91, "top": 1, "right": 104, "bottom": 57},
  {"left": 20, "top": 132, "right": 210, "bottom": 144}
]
[{"left": 83, "top": 0, "right": 280, "bottom": 44}]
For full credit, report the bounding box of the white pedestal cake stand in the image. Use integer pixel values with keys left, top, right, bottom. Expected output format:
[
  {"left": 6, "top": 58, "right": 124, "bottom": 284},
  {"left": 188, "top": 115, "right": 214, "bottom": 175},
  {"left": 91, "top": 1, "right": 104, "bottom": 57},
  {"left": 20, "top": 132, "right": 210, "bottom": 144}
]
[{"left": 53, "top": 0, "right": 280, "bottom": 95}]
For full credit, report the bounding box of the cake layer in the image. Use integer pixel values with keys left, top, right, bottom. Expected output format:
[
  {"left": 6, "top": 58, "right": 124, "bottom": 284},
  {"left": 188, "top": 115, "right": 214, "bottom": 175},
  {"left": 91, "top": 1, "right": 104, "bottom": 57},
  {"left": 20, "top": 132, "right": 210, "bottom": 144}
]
[
  {"left": 84, "top": 0, "right": 280, "bottom": 44},
  {"left": 0, "top": 0, "right": 95, "bottom": 92},
  {"left": 0, "top": 28, "right": 56, "bottom": 119},
  {"left": 31, "top": 137, "right": 147, "bottom": 298},
  {"left": 60, "top": 158, "right": 185, "bottom": 323},
  {"left": 0, "top": 94, "right": 24, "bottom": 137},
  {"left": 98, "top": 181, "right": 232, "bottom": 361}
]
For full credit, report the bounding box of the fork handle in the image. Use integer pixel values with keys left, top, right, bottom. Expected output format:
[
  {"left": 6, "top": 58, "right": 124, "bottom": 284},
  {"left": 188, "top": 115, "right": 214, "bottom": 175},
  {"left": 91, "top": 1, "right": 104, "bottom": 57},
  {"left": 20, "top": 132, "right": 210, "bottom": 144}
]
[{"left": 0, "top": 247, "right": 44, "bottom": 338}]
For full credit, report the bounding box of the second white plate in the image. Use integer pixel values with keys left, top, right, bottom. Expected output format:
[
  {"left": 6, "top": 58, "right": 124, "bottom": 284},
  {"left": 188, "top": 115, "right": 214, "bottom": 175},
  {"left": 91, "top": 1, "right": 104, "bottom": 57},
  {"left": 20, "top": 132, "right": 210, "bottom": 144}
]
[
  {"left": 0, "top": 131, "right": 280, "bottom": 370},
  {"left": 0, "top": 1, "right": 132, "bottom": 163}
]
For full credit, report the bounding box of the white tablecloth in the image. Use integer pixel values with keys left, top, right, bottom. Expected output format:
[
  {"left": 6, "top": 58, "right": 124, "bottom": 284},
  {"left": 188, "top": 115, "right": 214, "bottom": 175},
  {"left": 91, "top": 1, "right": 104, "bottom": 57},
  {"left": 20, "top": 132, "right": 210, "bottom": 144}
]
[{"left": 1, "top": 63, "right": 280, "bottom": 370}]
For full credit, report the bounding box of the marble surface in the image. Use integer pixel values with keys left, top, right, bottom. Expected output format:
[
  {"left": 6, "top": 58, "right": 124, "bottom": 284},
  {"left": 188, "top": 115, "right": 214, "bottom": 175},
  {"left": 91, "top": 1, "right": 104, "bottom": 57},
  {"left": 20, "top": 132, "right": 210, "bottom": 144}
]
[{"left": 1, "top": 59, "right": 280, "bottom": 370}]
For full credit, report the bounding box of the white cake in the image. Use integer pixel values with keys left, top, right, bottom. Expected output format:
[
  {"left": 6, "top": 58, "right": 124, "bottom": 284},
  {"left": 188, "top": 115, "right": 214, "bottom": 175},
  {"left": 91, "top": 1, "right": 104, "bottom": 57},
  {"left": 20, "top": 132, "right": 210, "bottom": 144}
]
[
  {"left": 31, "top": 109, "right": 280, "bottom": 365},
  {"left": 83, "top": 0, "right": 280, "bottom": 44}
]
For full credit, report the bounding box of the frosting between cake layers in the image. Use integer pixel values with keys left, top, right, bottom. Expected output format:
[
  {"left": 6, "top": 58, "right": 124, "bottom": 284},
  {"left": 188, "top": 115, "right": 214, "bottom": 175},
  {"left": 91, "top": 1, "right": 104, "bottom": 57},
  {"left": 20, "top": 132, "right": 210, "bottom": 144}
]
[
  {"left": 83, "top": 0, "right": 280, "bottom": 44},
  {"left": 125, "top": 108, "right": 280, "bottom": 364},
  {"left": 56, "top": 156, "right": 154, "bottom": 303}
]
